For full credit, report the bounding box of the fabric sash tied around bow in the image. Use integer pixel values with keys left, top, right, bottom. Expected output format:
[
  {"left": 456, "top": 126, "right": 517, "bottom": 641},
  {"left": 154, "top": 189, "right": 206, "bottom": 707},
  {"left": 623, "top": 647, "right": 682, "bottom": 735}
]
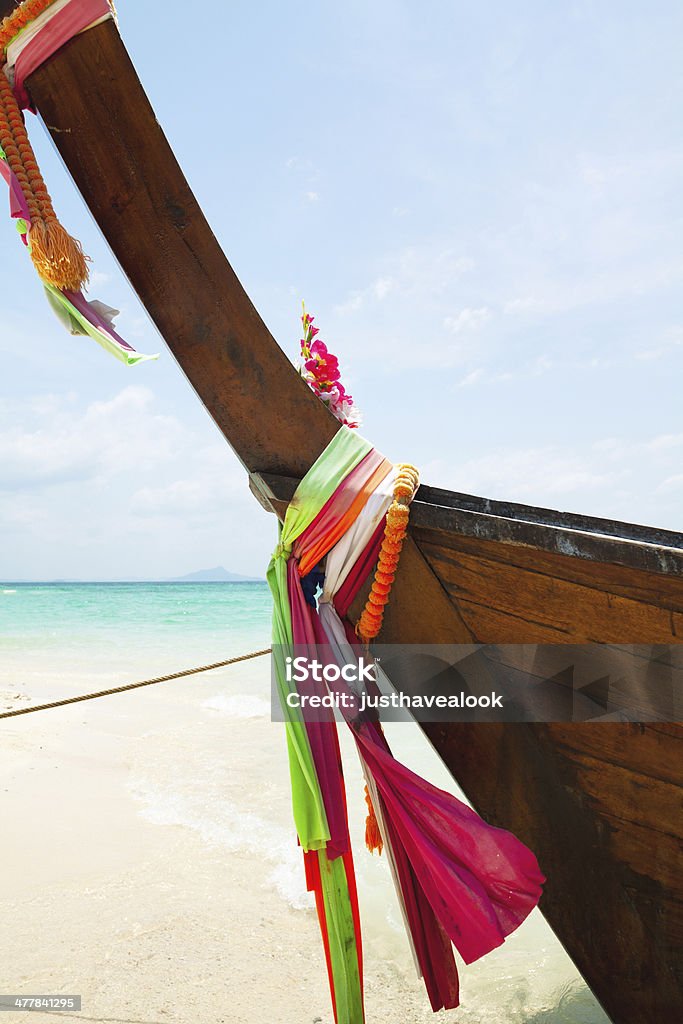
[{"left": 267, "top": 427, "right": 545, "bottom": 1024}]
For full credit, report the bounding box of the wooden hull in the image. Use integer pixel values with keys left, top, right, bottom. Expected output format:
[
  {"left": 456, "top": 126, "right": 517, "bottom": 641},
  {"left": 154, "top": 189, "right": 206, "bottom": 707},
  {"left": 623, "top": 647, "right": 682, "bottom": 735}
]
[
  {"left": 259, "top": 472, "right": 683, "bottom": 1021},
  {"left": 4, "top": 10, "right": 681, "bottom": 1022},
  {"left": 379, "top": 486, "right": 683, "bottom": 1022},
  {"left": 426, "top": 721, "right": 681, "bottom": 1023},
  {"left": 405, "top": 490, "right": 683, "bottom": 1021}
]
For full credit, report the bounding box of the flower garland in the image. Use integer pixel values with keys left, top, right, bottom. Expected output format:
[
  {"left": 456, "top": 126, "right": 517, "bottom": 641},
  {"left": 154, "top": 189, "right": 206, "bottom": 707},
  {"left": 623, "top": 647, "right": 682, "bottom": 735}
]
[
  {"left": 0, "top": 70, "right": 88, "bottom": 289},
  {"left": 356, "top": 463, "right": 419, "bottom": 643},
  {"left": 299, "top": 303, "right": 361, "bottom": 427},
  {"left": 0, "top": 0, "right": 57, "bottom": 52},
  {"left": 0, "top": 0, "right": 90, "bottom": 291}
]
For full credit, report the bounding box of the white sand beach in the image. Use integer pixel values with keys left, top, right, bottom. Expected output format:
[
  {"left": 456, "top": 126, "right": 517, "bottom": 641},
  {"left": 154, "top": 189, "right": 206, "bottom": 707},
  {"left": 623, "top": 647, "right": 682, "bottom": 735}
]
[{"left": 0, "top": 656, "right": 608, "bottom": 1024}]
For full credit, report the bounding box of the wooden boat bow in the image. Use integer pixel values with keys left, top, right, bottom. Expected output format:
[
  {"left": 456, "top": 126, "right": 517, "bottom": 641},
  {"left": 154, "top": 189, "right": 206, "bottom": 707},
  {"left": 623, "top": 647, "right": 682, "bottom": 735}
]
[{"left": 2, "top": 6, "right": 681, "bottom": 1022}]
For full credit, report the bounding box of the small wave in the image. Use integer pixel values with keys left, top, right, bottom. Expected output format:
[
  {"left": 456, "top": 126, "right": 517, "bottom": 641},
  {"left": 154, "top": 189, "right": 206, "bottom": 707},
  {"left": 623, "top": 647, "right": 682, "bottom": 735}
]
[
  {"left": 202, "top": 694, "right": 271, "bottom": 718},
  {"left": 2, "top": 589, "right": 17, "bottom": 594},
  {"left": 130, "top": 782, "right": 312, "bottom": 910}
]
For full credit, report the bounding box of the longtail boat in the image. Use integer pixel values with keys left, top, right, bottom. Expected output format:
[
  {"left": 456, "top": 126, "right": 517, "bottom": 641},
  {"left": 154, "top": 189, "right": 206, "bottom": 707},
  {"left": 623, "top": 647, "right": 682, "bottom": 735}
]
[{"left": 1, "top": 4, "right": 681, "bottom": 1022}]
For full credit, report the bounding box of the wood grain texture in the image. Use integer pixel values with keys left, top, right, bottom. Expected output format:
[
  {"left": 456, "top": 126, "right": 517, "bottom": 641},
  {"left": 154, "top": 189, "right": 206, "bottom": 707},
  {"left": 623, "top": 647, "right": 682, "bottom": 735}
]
[
  {"left": 417, "top": 483, "right": 683, "bottom": 552},
  {"left": 412, "top": 498, "right": 683, "bottom": 576},
  {"left": 415, "top": 529, "right": 683, "bottom": 638},
  {"left": 424, "top": 721, "right": 683, "bottom": 1022},
  {"left": 414, "top": 523, "right": 683, "bottom": 1020}
]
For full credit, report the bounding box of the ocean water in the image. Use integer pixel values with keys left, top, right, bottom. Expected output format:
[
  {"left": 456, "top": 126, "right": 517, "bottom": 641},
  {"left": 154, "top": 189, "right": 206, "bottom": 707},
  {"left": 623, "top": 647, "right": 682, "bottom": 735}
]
[
  {"left": 0, "top": 582, "right": 610, "bottom": 1023},
  {"left": 0, "top": 580, "right": 272, "bottom": 658}
]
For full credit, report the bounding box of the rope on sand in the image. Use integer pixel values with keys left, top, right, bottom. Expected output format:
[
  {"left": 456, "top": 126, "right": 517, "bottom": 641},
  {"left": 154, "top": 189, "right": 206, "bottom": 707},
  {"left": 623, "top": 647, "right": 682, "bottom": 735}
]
[{"left": 0, "top": 648, "right": 272, "bottom": 720}]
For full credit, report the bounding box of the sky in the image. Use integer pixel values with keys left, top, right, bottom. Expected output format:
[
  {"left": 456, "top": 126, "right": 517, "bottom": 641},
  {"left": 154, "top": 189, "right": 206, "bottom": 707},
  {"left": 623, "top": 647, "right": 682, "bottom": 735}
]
[{"left": 1, "top": 0, "right": 682, "bottom": 579}]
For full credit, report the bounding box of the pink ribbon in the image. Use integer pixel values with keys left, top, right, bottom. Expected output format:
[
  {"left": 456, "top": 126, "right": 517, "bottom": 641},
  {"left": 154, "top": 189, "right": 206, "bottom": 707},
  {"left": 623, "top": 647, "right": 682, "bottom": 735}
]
[
  {"left": 12, "top": 0, "right": 111, "bottom": 110},
  {"left": 0, "top": 154, "right": 31, "bottom": 242},
  {"left": 286, "top": 452, "right": 545, "bottom": 1011}
]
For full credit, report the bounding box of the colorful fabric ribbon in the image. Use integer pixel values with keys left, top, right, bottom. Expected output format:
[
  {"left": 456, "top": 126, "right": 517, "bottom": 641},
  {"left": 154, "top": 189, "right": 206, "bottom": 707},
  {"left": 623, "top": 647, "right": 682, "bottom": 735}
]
[
  {"left": 268, "top": 427, "right": 545, "bottom": 1022},
  {"left": 4, "top": 0, "right": 113, "bottom": 111},
  {"left": 0, "top": 139, "right": 30, "bottom": 231},
  {"left": 1, "top": 0, "right": 155, "bottom": 364}
]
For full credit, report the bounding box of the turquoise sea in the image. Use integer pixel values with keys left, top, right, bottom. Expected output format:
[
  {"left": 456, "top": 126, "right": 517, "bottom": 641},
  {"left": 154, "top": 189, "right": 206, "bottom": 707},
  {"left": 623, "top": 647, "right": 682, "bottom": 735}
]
[
  {"left": 0, "top": 582, "right": 610, "bottom": 1023},
  {"left": 0, "top": 581, "right": 273, "bottom": 698}
]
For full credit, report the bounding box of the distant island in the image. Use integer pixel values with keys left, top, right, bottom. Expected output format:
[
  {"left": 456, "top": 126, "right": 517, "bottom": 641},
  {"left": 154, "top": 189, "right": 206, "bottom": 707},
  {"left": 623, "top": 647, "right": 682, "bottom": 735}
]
[{"left": 168, "top": 566, "right": 261, "bottom": 583}]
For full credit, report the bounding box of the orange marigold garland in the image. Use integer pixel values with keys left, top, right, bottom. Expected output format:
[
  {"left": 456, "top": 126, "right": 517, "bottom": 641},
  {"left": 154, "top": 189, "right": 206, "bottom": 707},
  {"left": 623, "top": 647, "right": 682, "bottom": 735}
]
[
  {"left": 356, "top": 463, "right": 419, "bottom": 644},
  {"left": 358, "top": 463, "right": 418, "bottom": 854},
  {"left": 0, "top": 0, "right": 90, "bottom": 291},
  {"left": 0, "top": 0, "right": 58, "bottom": 52}
]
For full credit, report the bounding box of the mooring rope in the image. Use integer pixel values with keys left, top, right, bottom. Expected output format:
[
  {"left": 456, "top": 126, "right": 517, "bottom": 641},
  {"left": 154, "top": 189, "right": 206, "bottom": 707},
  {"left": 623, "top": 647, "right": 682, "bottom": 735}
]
[{"left": 0, "top": 647, "right": 272, "bottom": 720}]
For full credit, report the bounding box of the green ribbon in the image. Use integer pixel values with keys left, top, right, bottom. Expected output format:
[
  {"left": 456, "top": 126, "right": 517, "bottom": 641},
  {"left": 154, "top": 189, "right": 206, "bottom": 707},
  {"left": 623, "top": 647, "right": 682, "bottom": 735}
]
[{"left": 266, "top": 425, "right": 372, "bottom": 850}]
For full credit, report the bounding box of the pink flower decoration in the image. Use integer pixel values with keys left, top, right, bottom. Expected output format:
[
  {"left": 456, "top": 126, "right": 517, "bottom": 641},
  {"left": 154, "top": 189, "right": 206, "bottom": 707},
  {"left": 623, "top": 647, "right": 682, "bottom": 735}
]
[{"left": 298, "top": 303, "right": 361, "bottom": 428}]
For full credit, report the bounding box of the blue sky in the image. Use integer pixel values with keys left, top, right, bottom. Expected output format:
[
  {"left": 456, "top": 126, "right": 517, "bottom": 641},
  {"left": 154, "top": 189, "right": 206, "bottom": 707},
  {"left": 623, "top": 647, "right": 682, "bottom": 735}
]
[{"left": 1, "top": 1, "right": 682, "bottom": 579}]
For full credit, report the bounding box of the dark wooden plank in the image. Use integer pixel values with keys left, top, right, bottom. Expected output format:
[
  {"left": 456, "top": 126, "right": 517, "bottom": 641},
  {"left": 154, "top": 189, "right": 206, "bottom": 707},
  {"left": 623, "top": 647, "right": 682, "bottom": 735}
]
[
  {"left": 473, "top": 645, "right": 682, "bottom": 723},
  {"left": 418, "top": 542, "right": 683, "bottom": 642},
  {"left": 416, "top": 526, "right": 683, "bottom": 612},
  {"left": 412, "top": 499, "right": 683, "bottom": 576},
  {"left": 541, "top": 721, "right": 683, "bottom": 787},
  {"left": 417, "top": 484, "right": 683, "bottom": 552}
]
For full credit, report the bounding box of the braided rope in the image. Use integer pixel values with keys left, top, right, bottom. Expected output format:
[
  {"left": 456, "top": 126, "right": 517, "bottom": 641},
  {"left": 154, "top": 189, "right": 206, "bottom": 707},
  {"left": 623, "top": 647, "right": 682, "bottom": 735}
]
[{"left": 0, "top": 647, "right": 272, "bottom": 720}]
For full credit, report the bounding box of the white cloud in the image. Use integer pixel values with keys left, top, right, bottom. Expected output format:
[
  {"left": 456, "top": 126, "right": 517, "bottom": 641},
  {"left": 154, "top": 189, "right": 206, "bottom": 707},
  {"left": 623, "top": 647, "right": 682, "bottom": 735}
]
[
  {"left": 333, "top": 246, "right": 475, "bottom": 319},
  {"left": 578, "top": 148, "right": 683, "bottom": 195},
  {"left": 455, "top": 447, "right": 625, "bottom": 500},
  {"left": 444, "top": 307, "right": 491, "bottom": 334},
  {"left": 642, "top": 433, "right": 683, "bottom": 453},
  {"left": 634, "top": 326, "right": 683, "bottom": 362},
  {"left": 533, "top": 354, "right": 554, "bottom": 375},
  {"left": 373, "top": 277, "right": 394, "bottom": 300},
  {"left": 89, "top": 269, "right": 111, "bottom": 288},
  {"left": 333, "top": 276, "right": 395, "bottom": 315},
  {"left": 130, "top": 479, "right": 209, "bottom": 516},
  {"left": 457, "top": 368, "right": 484, "bottom": 388},
  {"left": 425, "top": 431, "right": 683, "bottom": 531},
  {"left": 0, "top": 388, "right": 272, "bottom": 578},
  {"left": 657, "top": 474, "right": 683, "bottom": 494},
  {"left": 305, "top": 191, "right": 320, "bottom": 203},
  {"left": 503, "top": 296, "right": 546, "bottom": 315},
  {"left": 333, "top": 291, "right": 364, "bottom": 315},
  {"left": 0, "top": 387, "right": 184, "bottom": 490}
]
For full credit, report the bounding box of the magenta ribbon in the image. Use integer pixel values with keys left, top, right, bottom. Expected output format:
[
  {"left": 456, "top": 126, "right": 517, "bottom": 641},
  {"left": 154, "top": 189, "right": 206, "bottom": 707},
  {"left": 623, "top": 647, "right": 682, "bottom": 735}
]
[
  {"left": 12, "top": 0, "right": 111, "bottom": 110},
  {"left": 0, "top": 154, "right": 31, "bottom": 241},
  {"left": 286, "top": 448, "right": 545, "bottom": 1012}
]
